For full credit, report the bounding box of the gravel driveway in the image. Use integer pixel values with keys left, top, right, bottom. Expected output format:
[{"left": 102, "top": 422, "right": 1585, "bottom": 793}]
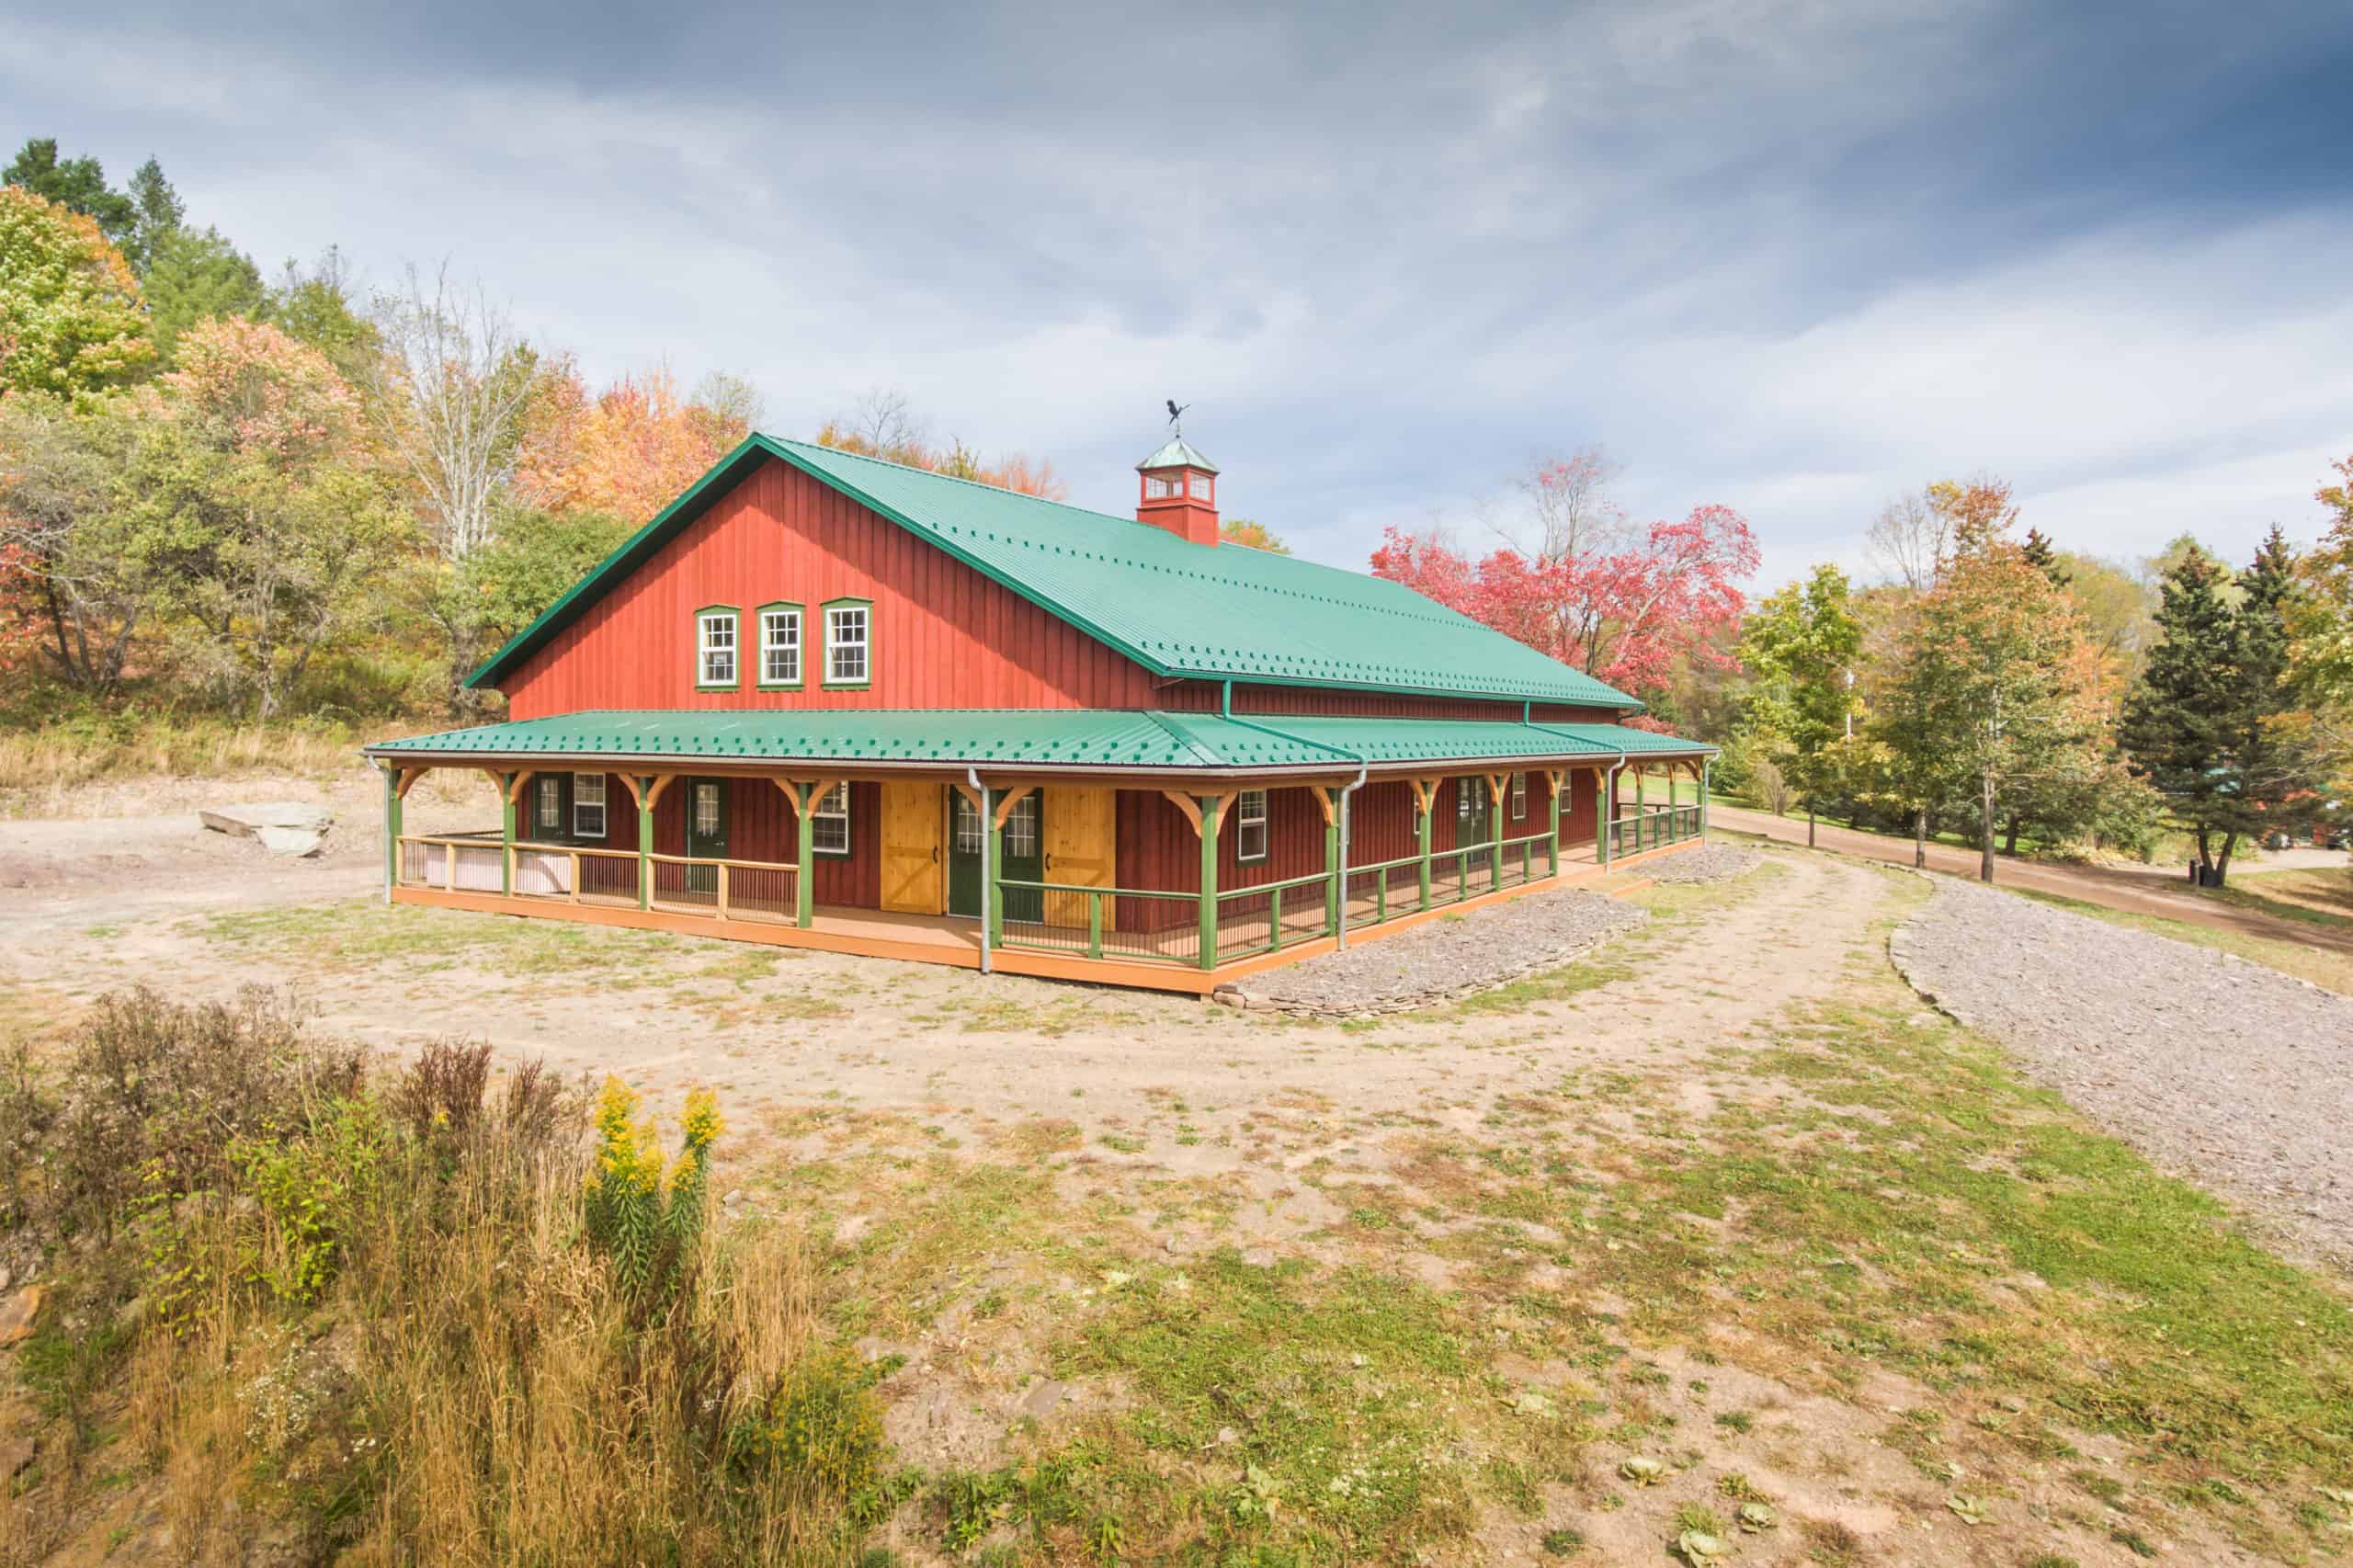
[{"left": 1892, "top": 875, "right": 2353, "bottom": 1266}]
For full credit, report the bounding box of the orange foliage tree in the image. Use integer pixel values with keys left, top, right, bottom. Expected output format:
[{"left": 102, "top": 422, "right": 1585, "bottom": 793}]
[{"left": 513, "top": 360, "right": 753, "bottom": 521}]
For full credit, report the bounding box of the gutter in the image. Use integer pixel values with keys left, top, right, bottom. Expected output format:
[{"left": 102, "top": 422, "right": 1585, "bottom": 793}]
[{"left": 1213, "top": 682, "right": 1371, "bottom": 949}]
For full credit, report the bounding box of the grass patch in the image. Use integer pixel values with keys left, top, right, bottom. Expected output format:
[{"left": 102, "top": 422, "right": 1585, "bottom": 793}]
[{"left": 2209, "top": 865, "right": 2353, "bottom": 930}]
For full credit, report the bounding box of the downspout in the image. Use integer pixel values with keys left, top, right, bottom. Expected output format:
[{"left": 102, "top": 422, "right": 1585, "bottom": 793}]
[
  {"left": 1600, "top": 754, "right": 1627, "bottom": 869},
  {"left": 966, "top": 766, "right": 992, "bottom": 975},
  {"left": 1216, "top": 682, "right": 1370, "bottom": 949}
]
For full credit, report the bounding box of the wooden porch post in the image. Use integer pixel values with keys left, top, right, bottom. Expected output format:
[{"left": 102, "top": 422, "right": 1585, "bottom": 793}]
[
  {"left": 1415, "top": 779, "right": 1435, "bottom": 909},
  {"left": 1321, "top": 787, "right": 1342, "bottom": 937},
  {"left": 1545, "top": 769, "right": 1562, "bottom": 878},
  {"left": 635, "top": 775, "right": 655, "bottom": 910},
  {"left": 498, "top": 771, "right": 517, "bottom": 895},
  {"left": 793, "top": 783, "right": 817, "bottom": 928},
  {"left": 1197, "top": 794, "right": 1222, "bottom": 971},
  {"left": 381, "top": 765, "right": 401, "bottom": 903}
]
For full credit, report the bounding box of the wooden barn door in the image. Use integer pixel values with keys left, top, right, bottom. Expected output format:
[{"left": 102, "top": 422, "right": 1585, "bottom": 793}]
[
  {"left": 1042, "top": 786, "right": 1117, "bottom": 931},
  {"left": 879, "top": 781, "right": 946, "bottom": 914}
]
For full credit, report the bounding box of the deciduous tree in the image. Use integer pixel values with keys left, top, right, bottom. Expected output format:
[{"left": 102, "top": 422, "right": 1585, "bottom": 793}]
[
  {"left": 1735, "top": 564, "right": 1863, "bottom": 847},
  {"left": 2, "top": 139, "right": 134, "bottom": 247},
  {"left": 1220, "top": 517, "right": 1289, "bottom": 552},
  {"left": 0, "top": 187, "right": 153, "bottom": 396}
]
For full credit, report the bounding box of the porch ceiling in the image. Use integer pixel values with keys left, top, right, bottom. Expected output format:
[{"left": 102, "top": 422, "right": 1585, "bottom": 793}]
[{"left": 361, "top": 708, "right": 1717, "bottom": 777}]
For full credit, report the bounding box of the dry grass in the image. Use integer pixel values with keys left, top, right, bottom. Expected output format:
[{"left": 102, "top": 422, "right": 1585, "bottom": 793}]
[
  {"left": 0, "top": 714, "right": 374, "bottom": 810},
  {"left": 0, "top": 996, "right": 884, "bottom": 1567}
]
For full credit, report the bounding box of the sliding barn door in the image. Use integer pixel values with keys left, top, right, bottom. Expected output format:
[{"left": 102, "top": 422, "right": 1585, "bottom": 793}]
[
  {"left": 879, "top": 781, "right": 946, "bottom": 915},
  {"left": 1042, "top": 785, "right": 1117, "bottom": 931}
]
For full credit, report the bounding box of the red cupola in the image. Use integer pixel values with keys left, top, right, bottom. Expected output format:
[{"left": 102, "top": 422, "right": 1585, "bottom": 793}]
[{"left": 1135, "top": 434, "right": 1220, "bottom": 546}]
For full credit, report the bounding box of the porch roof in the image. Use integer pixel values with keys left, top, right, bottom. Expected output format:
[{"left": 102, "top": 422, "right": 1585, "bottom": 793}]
[{"left": 363, "top": 709, "right": 1715, "bottom": 776}]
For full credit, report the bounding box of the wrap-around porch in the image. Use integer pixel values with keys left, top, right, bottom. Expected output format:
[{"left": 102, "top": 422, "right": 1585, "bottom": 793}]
[{"left": 380, "top": 757, "right": 1710, "bottom": 994}]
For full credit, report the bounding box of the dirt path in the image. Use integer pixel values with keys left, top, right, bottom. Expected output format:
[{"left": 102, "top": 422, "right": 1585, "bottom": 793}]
[{"left": 1710, "top": 801, "right": 2353, "bottom": 955}]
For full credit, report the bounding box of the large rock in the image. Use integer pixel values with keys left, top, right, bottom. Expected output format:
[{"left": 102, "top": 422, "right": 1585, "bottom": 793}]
[
  {"left": 201, "top": 801, "right": 334, "bottom": 854},
  {"left": 0, "top": 1284, "right": 43, "bottom": 1346}
]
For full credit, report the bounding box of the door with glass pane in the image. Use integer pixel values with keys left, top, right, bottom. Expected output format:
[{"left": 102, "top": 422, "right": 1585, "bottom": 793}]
[
  {"left": 1000, "top": 792, "right": 1044, "bottom": 924},
  {"left": 947, "top": 790, "right": 986, "bottom": 917},
  {"left": 685, "top": 777, "right": 727, "bottom": 893}
]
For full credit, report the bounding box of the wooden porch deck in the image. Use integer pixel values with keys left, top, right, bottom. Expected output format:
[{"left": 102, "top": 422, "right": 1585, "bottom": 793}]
[{"left": 388, "top": 834, "right": 1704, "bottom": 994}]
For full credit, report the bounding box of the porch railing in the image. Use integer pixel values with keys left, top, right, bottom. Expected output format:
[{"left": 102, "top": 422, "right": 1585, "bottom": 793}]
[
  {"left": 1212, "top": 870, "right": 1334, "bottom": 962},
  {"left": 511, "top": 841, "right": 642, "bottom": 905},
  {"left": 647, "top": 854, "right": 800, "bottom": 923},
  {"left": 1608, "top": 803, "right": 1703, "bottom": 859},
  {"left": 397, "top": 833, "right": 506, "bottom": 892},
  {"left": 1344, "top": 853, "right": 1430, "bottom": 930},
  {"left": 995, "top": 881, "right": 1202, "bottom": 965}
]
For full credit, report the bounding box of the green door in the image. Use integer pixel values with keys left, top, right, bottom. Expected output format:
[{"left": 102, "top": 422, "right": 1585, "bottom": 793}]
[
  {"left": 947, "top": 790, "right": 985, "bottom": 917},
  {"left": 685, "top": 777, "right": 728, "bottom": 893},
  {"left": 1000, "top": 791, "right": 1044, "bottom": 925}
]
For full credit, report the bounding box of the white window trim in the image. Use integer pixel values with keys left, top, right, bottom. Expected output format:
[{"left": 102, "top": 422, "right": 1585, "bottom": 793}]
[
  {"left": 573, "top": 772, "right": 607, "bottom": 839},
  {"left": 758, "top": 606, "right": 801, "bottom": 687},
  {"left": 1510, "top": 772, "right": 1528, "bottom": 822},
  {"left": 1235, "top": 788, "right": 1269, "bottom": 864},
  {"left": 812, "top": 782, "right": 850, "bottom": 856},
  {"left": 697, "top": 609, "right": 739, "bottom": 688},
  {"left": 824, "top": 604, "right": 870, "bottom": 687}
]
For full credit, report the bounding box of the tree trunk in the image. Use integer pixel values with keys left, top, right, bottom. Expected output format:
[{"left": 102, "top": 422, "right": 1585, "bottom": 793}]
[
  {"left": 1980, "top": 769, "right": 1996, "bottom": 883},
  {"left": 2215, "top": 831, "right": 2238, "bottom": 887},
  {"left": 1808, "top": 801, "right": 1816, "bottom": 848},
  {"left": 1914, "top": 805, "right": 1927, "bottom": 869},
  {"left": 2002, "top": 814, "right": 2022, "bottom": 856}
]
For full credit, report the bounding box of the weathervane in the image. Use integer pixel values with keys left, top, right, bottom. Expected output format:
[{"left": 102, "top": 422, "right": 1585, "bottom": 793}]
[{"left": 1165, "top": 398, "right": 1190, "bottom": 436}]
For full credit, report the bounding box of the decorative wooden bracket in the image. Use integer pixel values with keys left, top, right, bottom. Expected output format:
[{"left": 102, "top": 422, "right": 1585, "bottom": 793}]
[
  {"left": 1310, "top": 786, "right": 1337, "bottom": 827},
  {"left": 1406, "top": 777, "right": 1438, "bottom": 818},
  {"left": 394, "top": 765, "right": 430, "bottom": 799},
  {"left": 1159, "top": 789, "right": 1233, "bottom": 837},
  {"left": 993, "top": 783, "right": 1039, "bottom": 829},
  {"left": 1485, "top": 771, "right": 1508, "bottom": 804},
  {"left": 951, "top": 779, "right": 986, "bottom": 816},
  {"left": 505, "top": 768, "right": 537, "bottom": 804},
  {"left": 645, "top": 773, "right": 678, "bottom": 812}
]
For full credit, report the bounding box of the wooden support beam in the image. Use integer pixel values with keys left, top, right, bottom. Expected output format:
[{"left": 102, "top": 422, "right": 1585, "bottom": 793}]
[
  {"left": 1406, "top": 777, "right": 1438, "bottom": 817},
  {"left": 394, "top": 765, "right": 431, "bottom": 799},
  {"left": 645, "top": 772, "right": 678, "bottom": 812},
  {"left": 951, "top": 779, "right": 985, "bottom": 816},
  {"left": 994, "top": 783, "right": 1039, "bottom": 829},
  {"left": 1157, "top": 788, "right": 1232, "bottom": 837},
  {"left": 1484, "top": 771, "right": 1508, "bottom": 804},
  {"left": 1308, "top": 785, "right": 1337, "bottom": 826},
  {"left": 506, "top": 768, "right": 537, "bottom": 805},
  {"left": 616, "top": 771, "right": 649, "bottom": 807}
]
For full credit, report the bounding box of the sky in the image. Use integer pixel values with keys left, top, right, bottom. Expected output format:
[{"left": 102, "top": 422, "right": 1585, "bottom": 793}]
[{"left": 6, "top": 0, "right": 2350, "bottom": 592}]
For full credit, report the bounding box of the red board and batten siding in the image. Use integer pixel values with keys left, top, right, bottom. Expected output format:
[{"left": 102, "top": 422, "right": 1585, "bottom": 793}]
[{"left": 500, "top": 459, "right": 1162, "bottom": 720}]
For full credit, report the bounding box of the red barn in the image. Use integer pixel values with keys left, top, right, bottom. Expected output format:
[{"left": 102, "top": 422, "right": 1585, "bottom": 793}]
[{"left": 364, "top": 432, "right": 1715, "bottom": 993}]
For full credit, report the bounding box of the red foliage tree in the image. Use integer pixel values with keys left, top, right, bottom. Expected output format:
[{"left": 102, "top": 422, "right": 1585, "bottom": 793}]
[{"left": 1370, "top": 501, "right": 1757, "bottom": 707}]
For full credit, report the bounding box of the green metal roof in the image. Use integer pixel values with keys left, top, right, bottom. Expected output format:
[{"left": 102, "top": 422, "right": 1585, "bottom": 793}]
[
  {"left": 364, "top": 710, "right": 1713, "bottom": 773},
  {"left": 463, "top": 433, "right": 1640, "bottom": 710},
  {"left": 1136, "top": 437, "right": 1219, "bottom": 473}
]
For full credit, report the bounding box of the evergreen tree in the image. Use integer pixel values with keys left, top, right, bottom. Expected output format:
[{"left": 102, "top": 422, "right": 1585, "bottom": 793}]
[
  {"left": 143, "top": 225, "right": 269, "bottom": 364},
  {"left": 3, "top": 138, "right": 135, "bottom": 246},
  {"left": 123, "top": 156, "right": 184, "bottom": 275},
  {"left": 2021, "top": 527, "right": 2070, "bottom": 588},
  {"left": 2120, "top": 535, "right": 2325, "bottom": 882}
]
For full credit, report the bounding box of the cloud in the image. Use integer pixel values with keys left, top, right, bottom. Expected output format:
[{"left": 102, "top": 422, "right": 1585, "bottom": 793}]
[{"left": 4, "top": 0, "right": 2347, "bottom": 593}]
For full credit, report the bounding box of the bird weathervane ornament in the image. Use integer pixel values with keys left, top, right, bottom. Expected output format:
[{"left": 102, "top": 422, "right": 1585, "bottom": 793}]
[{"left": 1165, "top": 399, "right": 1190, "bottom": 435}]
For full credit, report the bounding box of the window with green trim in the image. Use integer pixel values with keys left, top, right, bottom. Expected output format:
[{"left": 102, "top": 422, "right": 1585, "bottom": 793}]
[
  {"left": 757, "top": 603, "right": 802, "bottom": 687},
  {"left": 1235, "top": 789, "right": 1268, "bottom": 863},
  {"left": 697, "top": 608, "right": 739, "bottom": 688},
  {"left": 812, "top": 783, "right": 850, "bottom": 855},
  {"left": 824, "top": 601, "right": 870, "bottom": 686}
]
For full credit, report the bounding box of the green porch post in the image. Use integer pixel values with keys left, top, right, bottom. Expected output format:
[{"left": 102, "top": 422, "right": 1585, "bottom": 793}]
[
  {"left": 636, "top": 775, "right": 654, "bottom": 910},
  {"left": 985, "top": 789, "right": 1006, "bottom": 953},
  {"left": 1599, "top": 768, "right": 1612, "bottom": 871},
  {"left": 1197, "top": 794, "right": 1222, "bottom": 971},
  {"left": 793, "top": 783, "right": 816, "bottom": 928},
  {"left": 1416, "top": 785, "right": 1434, "bottom": 909},
  {"left": 498, "top": 771, "right": 516, "bottom": 894},
  {"left": 381, "top": 766, "right": 401, "bottom": 901},
  {"left": 1546, "top": 772, "right": 1561, "bottom": 877},
  {"left": 1700, "top": 759, "right": 1711, "bottom": 838},
  {"left": 1489, "top": 778, "right": 1504, "bottom": 890},
  {"left": 1323, "top": 788, "right": 1342, "bottom": 937}
]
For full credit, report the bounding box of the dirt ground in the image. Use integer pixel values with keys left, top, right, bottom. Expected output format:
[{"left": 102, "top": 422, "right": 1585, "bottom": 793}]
[
  {"left": 1711, "top": 801, "right": 2353, "bottom": 958},
  {"left": 5, "top": 766, "right": 2346, "bottom": 1565}
]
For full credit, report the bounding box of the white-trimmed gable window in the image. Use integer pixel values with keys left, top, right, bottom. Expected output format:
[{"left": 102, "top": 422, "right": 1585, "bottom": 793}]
[
  {"left": 1234, "top": 789, "right": 1268, "bottom": 863},
  {"left": 824, "top": 602, "right": 870, "bottom": 686},
  {"left": 573, "top": 772, "right": 607, "bottom": 838},
  {"left": 759, "top": 605, "right": 801, "bottom": 687},
  {"left": 697, "top": 608, "right": 738, "bottom": 687},
  {"left": 1510, "top": 772, "right": 1528, "bottom": 822},
  {"left": 812, "top": 782, "right": 850, "bottom": 855}
]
